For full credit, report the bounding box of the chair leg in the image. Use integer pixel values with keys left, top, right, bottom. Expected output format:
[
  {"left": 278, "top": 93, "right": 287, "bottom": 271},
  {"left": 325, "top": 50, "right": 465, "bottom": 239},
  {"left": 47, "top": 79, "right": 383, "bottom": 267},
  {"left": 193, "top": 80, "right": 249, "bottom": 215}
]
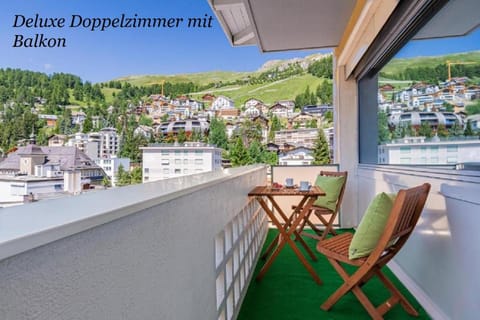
[
  {"left": 376, "top": 269, "right": 419, "bottom": 316},
  {"left": 351, "top": 285, "right": 384, "bottom": 320},
  {"left": 321, "top": 257, "right": 355, "bottom": 310},
  {"left": 321, "top": 258, "right": 384, "bottom": 320},
  {"left": 315, "top": 212, "right": 337, "bottom": 241}
]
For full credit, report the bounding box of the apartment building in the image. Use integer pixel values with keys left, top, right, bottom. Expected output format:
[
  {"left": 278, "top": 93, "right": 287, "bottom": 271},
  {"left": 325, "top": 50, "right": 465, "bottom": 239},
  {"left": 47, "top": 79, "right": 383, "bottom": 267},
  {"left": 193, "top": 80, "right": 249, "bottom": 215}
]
[
  {"left": 67, "top": 128, "right": 121, "bottom": 160},
  {"left": 141, "top": 142, "right": 223, "bottom": 182},
  {"left": 274, "top": 128, "right": 318, "bottom": 149},
  {"left": 378, "top": 136, "right": 480, "bottom": 165},
  {"left": 95, "top": 156, "right": 130, "bottom": 187}
]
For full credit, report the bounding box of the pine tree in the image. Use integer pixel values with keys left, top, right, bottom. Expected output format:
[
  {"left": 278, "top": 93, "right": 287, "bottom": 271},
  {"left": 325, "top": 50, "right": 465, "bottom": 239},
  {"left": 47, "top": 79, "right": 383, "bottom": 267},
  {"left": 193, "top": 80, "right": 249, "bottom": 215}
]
[
  {"left": 449, "top": 120, "right": 464, "bottom": 136},
  {"left": 378, "top": 111, "right": 391, "bottom": 143},
  {"left": 464, "top": 119, "right": 474, "bottom": 136},
  {"left": 208, "top": 117, "right": 228, "bottom": 149},
  {"left": 247, "top": 140, "right": 263, "bottom": 164},
  {"left": 177, "top": 129, "right": 187, "bottom": 144},
  {"left": 116, "top": 164, "right": 131, "bottom": 186},
  {"left": 418, "top": 121, "right": 433, "bottom": 138},
  {"left": 312, "top": 129, "right": 330, "bottom": 164},
  {"left": 229, "top": 137, "right": 249, "bottom": 167},
  {"left": 82, "top": 115, "right": 93, "bottom": 133},
  {"left": 268, "top": 115, "right": 282, "bottom": 141},
  {"left": 436, "top": 124, "right": 449, "bottom": 137}
]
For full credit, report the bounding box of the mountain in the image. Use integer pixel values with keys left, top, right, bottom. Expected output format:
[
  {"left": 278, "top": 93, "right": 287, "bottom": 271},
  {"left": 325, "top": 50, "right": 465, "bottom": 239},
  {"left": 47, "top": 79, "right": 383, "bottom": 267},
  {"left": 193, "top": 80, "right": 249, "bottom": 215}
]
[
  {"left": 381, "top": 50, "right": 480, "bottom": 77},
  {"left": 114, "top": 52, "right": 331, "bottom": 86},
  {"left": 109, "top": 50, "right": 480, "bottom": 107},
  {"left": 111, "top": 52, "right": 332, "bottom": 106}
]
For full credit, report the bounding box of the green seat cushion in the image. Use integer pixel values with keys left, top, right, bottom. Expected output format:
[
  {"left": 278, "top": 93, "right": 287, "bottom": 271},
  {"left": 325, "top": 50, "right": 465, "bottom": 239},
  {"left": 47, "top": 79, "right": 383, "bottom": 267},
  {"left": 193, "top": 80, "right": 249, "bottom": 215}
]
[
  {"left": 349, "top": 192, "right": 396, "bottom": 260},
  {"left": 313, "top": 175, "right": 346, "bottom": 211}
]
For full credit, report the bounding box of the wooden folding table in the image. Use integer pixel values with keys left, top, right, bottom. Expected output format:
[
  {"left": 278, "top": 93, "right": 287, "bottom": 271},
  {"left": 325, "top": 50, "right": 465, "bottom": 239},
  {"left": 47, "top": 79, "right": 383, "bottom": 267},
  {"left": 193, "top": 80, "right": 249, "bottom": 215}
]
[{"left": 248, "top": 185, "right": 325, "bottom": 284}]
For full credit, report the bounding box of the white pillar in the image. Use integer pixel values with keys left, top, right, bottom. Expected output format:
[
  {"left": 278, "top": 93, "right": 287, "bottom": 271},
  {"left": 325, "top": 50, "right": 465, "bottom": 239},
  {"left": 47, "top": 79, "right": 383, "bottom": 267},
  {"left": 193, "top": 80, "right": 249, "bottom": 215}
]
[{"left": 334, "top": 62, "right": 359, "bottom": 228}]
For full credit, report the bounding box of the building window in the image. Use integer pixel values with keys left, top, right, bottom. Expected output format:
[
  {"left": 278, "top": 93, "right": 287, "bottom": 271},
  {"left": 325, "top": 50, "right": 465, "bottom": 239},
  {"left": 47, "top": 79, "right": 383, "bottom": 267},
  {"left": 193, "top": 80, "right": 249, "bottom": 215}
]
[
  {"left": 161, "top": 151, "right": 169, "bottom": 156},
  {"left": 175, "top": 159, "right": 181, "bottom": 164},
  {"left": 400, "top": 147, "right": 411, "bottom": 154},
  {"left": 447, "top": 146, "right": 458, "bottom": 153},
  {"left": 358, "top": 0, "right": 480, "bottom": 166},
  {"left": 144, "top": 168, "right": 149, "bottom": 173},
  {"left": 163, "top": 168, "right": 169, "bottom": 174},
  {"left": 174, "top": 169, "right": 181, "bottom": 174},
  {"left": 195, "top": 159, "right": 203, "bottom": 165},
  {"left": 447, "top": 156, "right": 458, "bottom": 164},
  {"left": 161, "top": 159, "right": 169, "bottom": 165}
]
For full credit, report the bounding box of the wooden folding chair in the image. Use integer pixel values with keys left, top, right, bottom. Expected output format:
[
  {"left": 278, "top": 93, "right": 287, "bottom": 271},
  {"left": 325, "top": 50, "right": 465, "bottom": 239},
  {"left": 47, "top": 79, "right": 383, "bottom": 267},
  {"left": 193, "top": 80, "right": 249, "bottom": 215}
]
[
  {"left": 299, "top": 170, "right": 348, "bottom": 241},
  {"left": 316, "top": 183, "right": 431, "bottom": 320}
]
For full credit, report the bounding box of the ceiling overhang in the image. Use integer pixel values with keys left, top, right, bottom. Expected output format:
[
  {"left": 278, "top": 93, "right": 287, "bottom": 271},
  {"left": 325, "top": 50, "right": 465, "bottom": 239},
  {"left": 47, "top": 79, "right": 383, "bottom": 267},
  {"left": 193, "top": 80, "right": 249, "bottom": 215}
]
[
  {"left": 412, "top": 0, "right": 480, "bottom": 40},
  {"left": 208, "top": 0, "right": 358, "bottom": 52}
]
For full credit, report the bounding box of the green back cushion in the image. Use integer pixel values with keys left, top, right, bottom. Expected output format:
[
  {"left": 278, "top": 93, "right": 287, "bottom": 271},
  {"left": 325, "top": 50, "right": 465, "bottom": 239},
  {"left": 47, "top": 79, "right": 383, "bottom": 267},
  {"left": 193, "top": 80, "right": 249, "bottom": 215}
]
[
  {"left": 349, "top": 192, "right": 396, "bottom": 260},
  {"left": 313, "top": 175, "right": 345, "bottom": 211}
]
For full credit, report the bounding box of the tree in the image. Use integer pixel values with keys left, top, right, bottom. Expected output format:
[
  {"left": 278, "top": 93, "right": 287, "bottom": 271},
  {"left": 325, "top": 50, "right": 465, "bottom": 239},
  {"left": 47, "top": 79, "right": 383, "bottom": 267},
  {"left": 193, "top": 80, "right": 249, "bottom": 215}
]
[
  {"left": 102, "top": 176, "right": 112, "bottom": 188},
  {"left": 82, "top": 115, "right": 93, "bottom": 133},
  {"left": 316, "top": 80, "right": 333, "bottom": 104},
  {"left": 241, "top": 119, "right": 263, "bottom": 147},
  {"left": 268, "top": 115, "right": 282, "bottom": 141},
  {"left": 229, "top": 136, "right": 249, "bottom": 166},
  {"left": 312, "top": 129, "right": 330, "bottom": 164},
  {"left": 323, "top": 110, "right": 333, "bottom": 123},
  {"left": 130, "top": 167, "right": 143, "bottom": 184},
  {"left": 262, "top": 151, "right": 278, "bottom": 165},
  {"left": 116, "top": 164, "right": 131, "bottom": 187},
  {"left": 176, "top": 129, "right": 187, "bottom": 144},
  {"left": 449, "top": 120, "right": 464, "bottom": 136},
  {"left": 247, "top": 140, "right": 263, "bottom": 164},
  {"left": 119, "top": 130, "right": 148, "bottom": 162},
  {"left": 208, "top": 117, "right": 228, "bottom": 149},
  {"left": 139, "top": 114, "right": 153, "bottom": 126},
  {"left": 418, "top": 121, "right": 433, "bottom": 138},
  {"left": 466, "top": 101, "right": 480, "bottom": 115},
  {"left": 378, "top": 111, "right": 391, "bottom": 143},
  {"left": 436, "top": 124, "right": 449, "bottom": 137},
  {"left": 306, "top": 119, "right": 318, "bottom": 129},
  {"left": 464, "top": 119, "right": 474, "bottom": 136}
]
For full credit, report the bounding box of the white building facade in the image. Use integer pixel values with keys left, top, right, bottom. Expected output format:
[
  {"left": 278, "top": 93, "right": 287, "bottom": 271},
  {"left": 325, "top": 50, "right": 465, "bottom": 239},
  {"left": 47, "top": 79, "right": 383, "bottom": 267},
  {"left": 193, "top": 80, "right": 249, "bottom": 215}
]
[
  {"left": 141, "top": 142, "right": 223, "bottom": 182},
  {"left": 67, "top": 128, "right": 121, "bottom": 160},
  {"left": 95, "top": 156, "right": 131, "bottom": 187},
  {"left": 378, "top": 136, "right": 480, "bottom": 165}
]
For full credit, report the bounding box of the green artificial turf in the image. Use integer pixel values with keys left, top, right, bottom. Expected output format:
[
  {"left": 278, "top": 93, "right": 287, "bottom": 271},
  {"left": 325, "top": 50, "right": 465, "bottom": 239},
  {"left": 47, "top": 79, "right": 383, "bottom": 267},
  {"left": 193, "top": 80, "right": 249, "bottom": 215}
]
[{"left": 238, "top": 229, "right": 430, "bottom": 320}]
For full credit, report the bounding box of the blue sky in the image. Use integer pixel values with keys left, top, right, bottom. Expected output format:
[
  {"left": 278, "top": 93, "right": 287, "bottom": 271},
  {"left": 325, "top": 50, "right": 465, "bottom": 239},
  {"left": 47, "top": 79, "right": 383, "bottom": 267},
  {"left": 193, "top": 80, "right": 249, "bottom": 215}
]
[
  {"left": 0, "top": 0, "right": 325, "bottom": 83},
  {"left": 0, "top": 0, "right": 478, "bottom": 83}
]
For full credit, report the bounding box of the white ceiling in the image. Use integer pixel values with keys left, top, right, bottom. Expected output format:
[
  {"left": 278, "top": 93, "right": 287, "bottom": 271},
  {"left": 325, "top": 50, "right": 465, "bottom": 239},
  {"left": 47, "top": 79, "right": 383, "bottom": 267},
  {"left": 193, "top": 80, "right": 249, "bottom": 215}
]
[{"left": 209, "top": 0, "right": 357, "bottom": 52}]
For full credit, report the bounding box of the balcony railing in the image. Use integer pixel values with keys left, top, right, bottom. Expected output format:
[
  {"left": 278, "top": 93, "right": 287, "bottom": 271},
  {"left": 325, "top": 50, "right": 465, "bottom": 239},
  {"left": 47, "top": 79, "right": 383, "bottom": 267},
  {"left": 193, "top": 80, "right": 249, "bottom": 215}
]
[{"left": 0, "top": 165, "right": 268, "bottom": 320}]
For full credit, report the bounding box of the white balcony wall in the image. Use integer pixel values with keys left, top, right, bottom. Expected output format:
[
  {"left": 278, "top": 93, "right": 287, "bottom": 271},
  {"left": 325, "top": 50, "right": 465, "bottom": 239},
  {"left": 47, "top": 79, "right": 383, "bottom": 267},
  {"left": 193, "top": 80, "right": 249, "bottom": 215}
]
[
  {"left": 0, "top": 165, "right": 268, "bottom": 320},
  {"left": 357, "top": 164, "right": 480, "bottom": 320}
]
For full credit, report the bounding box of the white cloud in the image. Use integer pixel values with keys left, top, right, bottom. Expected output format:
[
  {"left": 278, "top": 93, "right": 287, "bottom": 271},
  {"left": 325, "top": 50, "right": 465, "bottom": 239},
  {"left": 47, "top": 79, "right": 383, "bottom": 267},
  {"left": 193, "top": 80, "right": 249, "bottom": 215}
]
[{"left": 44, "top": 63, "right": 53, "bottom": 70}]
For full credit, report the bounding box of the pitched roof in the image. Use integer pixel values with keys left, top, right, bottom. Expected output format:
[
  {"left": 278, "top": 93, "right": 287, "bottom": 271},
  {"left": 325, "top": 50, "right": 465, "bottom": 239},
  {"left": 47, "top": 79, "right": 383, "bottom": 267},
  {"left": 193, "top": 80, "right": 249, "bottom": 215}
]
[{"left": 0, "top": 145, "right": 100, "bottom": 172}]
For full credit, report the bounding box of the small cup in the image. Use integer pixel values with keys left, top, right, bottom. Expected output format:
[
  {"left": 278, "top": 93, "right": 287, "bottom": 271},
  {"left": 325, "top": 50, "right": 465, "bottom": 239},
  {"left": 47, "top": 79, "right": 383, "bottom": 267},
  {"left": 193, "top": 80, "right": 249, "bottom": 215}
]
[
  {"left": 285, "top": 178, "right": 294, "bottom": 187},
  {"left": 299, "top": 181, "right": 310, "bottom": 191}
]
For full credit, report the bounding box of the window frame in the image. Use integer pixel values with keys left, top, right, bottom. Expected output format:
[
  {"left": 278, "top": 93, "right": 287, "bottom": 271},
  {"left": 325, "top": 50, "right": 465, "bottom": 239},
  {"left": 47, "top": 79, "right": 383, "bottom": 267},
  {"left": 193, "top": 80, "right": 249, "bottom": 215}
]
[{"left": 357, "top": 0, "right": 450, "bottom": 165}]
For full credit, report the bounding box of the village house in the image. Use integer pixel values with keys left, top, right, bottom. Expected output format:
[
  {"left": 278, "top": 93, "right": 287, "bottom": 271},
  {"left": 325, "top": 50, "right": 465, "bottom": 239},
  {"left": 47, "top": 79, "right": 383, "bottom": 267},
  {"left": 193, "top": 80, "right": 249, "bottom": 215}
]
[{"left": 211, "top": 95, "right": 235, "bottom": 110}]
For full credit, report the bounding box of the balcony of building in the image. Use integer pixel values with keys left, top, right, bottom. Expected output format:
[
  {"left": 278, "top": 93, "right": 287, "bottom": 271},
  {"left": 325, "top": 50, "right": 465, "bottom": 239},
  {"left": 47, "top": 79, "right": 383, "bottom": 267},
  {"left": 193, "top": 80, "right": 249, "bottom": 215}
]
[
  {"left": 2, "top": 0, "right": 480, "bottom": 319},
  {"left": 1, "top": 161, "right": 479, "bottom": 319}
]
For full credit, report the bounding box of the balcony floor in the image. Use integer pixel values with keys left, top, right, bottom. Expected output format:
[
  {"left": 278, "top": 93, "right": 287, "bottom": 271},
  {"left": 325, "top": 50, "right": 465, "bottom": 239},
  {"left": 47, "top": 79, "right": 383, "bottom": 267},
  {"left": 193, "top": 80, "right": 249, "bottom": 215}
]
[{"left": 238, "top": 229, "right": 430, "bottom": 320}]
